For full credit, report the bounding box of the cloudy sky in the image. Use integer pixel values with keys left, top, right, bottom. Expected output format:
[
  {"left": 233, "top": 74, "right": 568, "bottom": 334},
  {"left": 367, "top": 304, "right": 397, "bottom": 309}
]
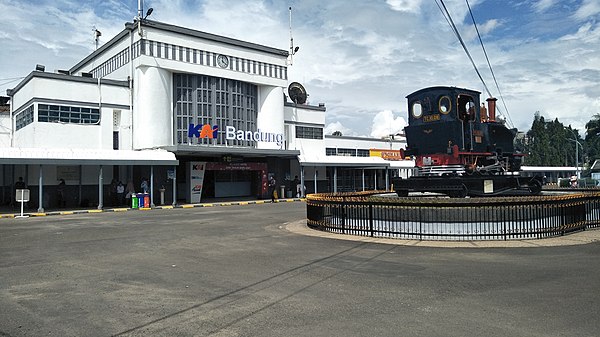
[{"left": 1, "top": 0, "right": 599, "bottom": 138}]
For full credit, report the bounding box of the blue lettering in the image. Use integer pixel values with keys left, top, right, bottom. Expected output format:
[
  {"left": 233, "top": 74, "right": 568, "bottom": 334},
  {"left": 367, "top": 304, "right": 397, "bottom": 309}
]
[{"left": 188, "top": 123, "right": 201, "bottom": 138}]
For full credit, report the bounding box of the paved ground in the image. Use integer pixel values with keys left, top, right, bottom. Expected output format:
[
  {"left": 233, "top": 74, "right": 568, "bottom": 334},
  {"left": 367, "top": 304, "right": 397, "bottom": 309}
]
[{"left": 1, "top": 202, "right": 599, "bottom": 337}]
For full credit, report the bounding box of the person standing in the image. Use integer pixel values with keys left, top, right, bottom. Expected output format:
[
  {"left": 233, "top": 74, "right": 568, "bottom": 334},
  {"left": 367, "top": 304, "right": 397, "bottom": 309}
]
[
  {"left": 141, "top": 178, "right": 149, "bottom": 193},
  {"left": 292, "top": 175, "right": 300, "bottom": 197},
  {"left": 125, "top": 180, "right": 136, "bottom": 207},
  {"left": 116, "top": 181, "right": 125, "bottom": 206},
  {"left": 268, "top": 175, "right": 277, "bottom": 203},
  {"left": 57, "top": 179, "right": 66, "bottom": 208}
]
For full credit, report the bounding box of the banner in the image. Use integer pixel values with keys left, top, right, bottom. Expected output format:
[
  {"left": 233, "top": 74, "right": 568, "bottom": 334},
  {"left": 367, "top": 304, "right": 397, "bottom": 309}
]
[{"left": 189, "top": 162, "right": 206, "bottom": 203}]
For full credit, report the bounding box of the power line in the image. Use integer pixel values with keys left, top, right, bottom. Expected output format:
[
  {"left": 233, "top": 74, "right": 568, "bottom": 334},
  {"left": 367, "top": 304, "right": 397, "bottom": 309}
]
[
  {"left": 0, "top": 77, "right": 25, "bottom": 88},
  {"left": 465, "top": 0, "right": 514, "bottom": 128},
  {"left": 436, "top": 0, "right": 513, "bottom": 128}
]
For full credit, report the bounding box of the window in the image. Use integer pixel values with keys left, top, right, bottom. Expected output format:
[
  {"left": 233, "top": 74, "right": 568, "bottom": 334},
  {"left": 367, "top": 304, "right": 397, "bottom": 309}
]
[
  {"left": 326, "top": 148, "right": 337, "bottom": 156},
  {"left": 357, "top": 149, "right": 370, "bottom": 157},
  {"left": 439, "top": 96, "right": 451, "bottom": 114},
  {"left": 337, "top": 148, "right": 356, "bottom": 156},
  {"left": 174, "top": 73, "right": 257, "bottom": 146},
  {"left": 412, "top": 101, "right": 422, "bottom": 118},
  {"left": 295, "top": 126, "right": 323, "bottom": 139},
  {"left": 38, "top": 104, "right": 99, "bottom": 124},
  {"left": 15, "top": 105, "right": 34, "bottom": 130}
]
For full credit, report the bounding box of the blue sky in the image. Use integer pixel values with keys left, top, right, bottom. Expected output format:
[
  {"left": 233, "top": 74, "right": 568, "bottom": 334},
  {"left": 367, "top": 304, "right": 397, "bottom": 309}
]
[{"left": 1, "top": 0, "right": 599, "bottom": 138}]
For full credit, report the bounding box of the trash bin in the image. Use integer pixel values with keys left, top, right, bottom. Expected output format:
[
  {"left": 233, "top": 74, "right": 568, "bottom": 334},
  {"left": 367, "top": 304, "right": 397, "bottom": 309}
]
[
  {"left": 137, "top": 193, "right": 144, "bottom": 208},
  {"left": 143, "top": 193, "right": 150, "bottom": 208},
  {"left": 131, "top": 195, "right": 139, "bottom": 208}
]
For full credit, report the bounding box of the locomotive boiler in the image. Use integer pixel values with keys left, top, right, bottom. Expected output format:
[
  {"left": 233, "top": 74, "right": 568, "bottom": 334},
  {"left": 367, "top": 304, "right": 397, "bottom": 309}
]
[{"left": 393, "top": 86, "right": 542, "bottom": 197}]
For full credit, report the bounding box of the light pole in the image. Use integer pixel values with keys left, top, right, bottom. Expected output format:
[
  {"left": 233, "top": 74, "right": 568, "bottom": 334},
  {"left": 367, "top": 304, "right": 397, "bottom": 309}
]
[{"left": 566, "top": 128, "right": 583, "bottom": 179}]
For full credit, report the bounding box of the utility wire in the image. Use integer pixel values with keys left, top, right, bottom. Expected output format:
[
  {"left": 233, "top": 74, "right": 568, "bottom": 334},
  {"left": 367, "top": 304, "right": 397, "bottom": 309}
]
[
  {"left": 437, "top": 0, "right": 493, "bottom": 97},
  {"left": 465, "top": 0, "right": 514, "bottom": 128},
  {"left": 437, "top": 0, "right": 513, "bottom": 128},
  {"left": 0, "top": 77, "right": 25, "bottom": 88}
]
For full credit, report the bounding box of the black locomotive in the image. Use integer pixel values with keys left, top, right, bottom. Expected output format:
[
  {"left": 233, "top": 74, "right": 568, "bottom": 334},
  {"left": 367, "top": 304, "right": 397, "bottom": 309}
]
[{"left": 393, "top": 86, "right": 542, "bottom": 197}]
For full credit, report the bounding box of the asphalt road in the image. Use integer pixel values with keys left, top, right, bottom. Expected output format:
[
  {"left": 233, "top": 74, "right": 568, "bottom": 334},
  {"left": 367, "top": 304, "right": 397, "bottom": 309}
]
[{"left": 1, "top": 202, "right": 599, "bottom": 337}]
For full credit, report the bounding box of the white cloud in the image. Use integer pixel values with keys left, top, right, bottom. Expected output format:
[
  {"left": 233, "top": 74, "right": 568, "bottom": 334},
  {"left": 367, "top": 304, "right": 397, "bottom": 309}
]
[
  {"left": 533, "top": 0, "right": 555, "bottom": 13},
  {"left": 1, "top": 0, "right": 599, "bottom": 138},
  {"left": 370, "top": 110, "right": 407, "bottom": 139},
  {"left": 386, "top": 0, "right": 423, "bottom": 13},
  {"left": 573, "top": 0, "right": 600, "bottom": 21}
]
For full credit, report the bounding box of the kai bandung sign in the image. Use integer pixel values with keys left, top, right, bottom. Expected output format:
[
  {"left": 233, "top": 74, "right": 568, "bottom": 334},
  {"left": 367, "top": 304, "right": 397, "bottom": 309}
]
[{"left": 188, "top": 124, "right": 284, "bottom": 147}]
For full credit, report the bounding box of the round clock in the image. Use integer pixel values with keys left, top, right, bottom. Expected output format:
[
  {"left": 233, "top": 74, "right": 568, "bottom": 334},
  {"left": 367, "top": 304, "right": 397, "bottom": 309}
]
[{"left": 217, "top": 54, "right": 229, "bottom": 68}]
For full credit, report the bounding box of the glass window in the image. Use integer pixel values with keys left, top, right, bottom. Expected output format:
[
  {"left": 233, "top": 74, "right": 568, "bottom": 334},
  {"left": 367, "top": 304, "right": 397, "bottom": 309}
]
[
  {"left": 295, "top": 126, "right": 323, "bottom": 139},
  {"left": 357, "top": 149, "right": 370, "bottom": 157},
  {"left": 412, "top": 102, "right": 422, "bottom": 118},
  {"left": 439, "top": 96, "right": 451, "bottom": 114},
  {"left": 173, "top": 73, "right": 258, "bottom": 147}
]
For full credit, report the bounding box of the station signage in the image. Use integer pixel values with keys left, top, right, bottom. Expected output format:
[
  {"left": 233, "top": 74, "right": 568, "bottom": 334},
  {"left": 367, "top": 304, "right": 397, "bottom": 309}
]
[
  {"left": 188, "top": 123, "right": 284, "bottom": 147},
  {"left": 370, "top": 149, "right": 405, "bottom": 161}
]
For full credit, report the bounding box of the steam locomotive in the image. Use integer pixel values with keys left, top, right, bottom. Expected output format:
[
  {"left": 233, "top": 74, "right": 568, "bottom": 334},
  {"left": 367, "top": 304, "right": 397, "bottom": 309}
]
[{"left": 393, "top": 86, "right": 543, "bottom": 197}]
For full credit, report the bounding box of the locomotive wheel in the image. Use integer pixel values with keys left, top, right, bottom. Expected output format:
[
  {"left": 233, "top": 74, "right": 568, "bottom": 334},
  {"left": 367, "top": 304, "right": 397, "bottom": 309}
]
[
  {"left": 457, "top": 184, "right": 468, "bottom": 198},
  {"left": 449, "top": 184, "right": 468, "bottom": 198}
]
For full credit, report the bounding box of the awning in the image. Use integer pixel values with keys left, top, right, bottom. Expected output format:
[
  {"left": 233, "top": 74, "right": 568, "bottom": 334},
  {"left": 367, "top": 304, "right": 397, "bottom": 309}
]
[{"left": 0, "top": 148, "right": 179, "bottom": 166}]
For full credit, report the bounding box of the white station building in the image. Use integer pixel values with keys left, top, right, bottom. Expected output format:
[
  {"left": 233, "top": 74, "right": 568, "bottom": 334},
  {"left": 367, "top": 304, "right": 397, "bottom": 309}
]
[{"left": 1, "top": 18, "right": 413, "bottom": 211}]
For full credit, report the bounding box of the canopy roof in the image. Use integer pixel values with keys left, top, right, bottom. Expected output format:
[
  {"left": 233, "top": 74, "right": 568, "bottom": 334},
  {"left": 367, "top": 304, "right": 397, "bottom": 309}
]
[{"left": 0, "top": 148, "right": 178, "bottom": 166}]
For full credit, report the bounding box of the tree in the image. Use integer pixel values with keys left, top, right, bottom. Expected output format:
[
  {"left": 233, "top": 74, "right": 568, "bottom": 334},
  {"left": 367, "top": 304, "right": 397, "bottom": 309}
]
[
  {"left": 523, "top": 112, "right": 581, "bottom": 167},
  {"left": 585, "top": 113, "right": 600, "bottom": 164}
]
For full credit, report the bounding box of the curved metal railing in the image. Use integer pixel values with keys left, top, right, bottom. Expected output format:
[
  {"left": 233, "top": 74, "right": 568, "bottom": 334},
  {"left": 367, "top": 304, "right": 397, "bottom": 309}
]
[{"left": 306, "top": 191, "right": 600, "bottom": 241}]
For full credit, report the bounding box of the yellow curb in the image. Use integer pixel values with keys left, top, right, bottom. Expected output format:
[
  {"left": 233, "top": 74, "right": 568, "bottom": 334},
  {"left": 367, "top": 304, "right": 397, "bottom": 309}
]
[
  {"left": 0, "top": 214, "right": 15, "bottom": 218},
  {"left": 113, "top": 208, "right": 129, "bottom": 212},
  {"left": 139, "top": 207, "right": 151, "bottom": 211},
  {"left": 88, "top": 210, "right": 103, "bottom": 213},
  {"left": 31, "top": 213, "right": 47, "bottom": 216},
  {"left": 202, "top": 203, "right": 214, "bottom": 207},
  {"left": 60, "top": 211, "right": 74, "bottom": 215},
  {"left": 181, "top": 204, "right": 194, "bottom": 208},
  {"left": 239, "top": 202, "right": 248, "bottom": 205},
  {"left": 160, "top": 206, "right": 174, "bottom": 209},
  {"left": 219, "top": 203, "right": 231, "bottom": 206}
]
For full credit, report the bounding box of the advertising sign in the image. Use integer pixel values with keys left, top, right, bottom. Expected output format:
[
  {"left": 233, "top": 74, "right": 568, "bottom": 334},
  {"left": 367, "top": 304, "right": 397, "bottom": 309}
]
[{"left": 189, "top": 162, "right": 206, "bottom": 203}]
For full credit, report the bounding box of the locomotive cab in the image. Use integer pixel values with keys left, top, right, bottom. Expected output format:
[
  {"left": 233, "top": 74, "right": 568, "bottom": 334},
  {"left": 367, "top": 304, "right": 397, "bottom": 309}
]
[
  {"left": 403, "top": 86, "right": 521, "bottom": 171},
  {"left": 394, "top": 86, "right": 538, "bottom": 197}
]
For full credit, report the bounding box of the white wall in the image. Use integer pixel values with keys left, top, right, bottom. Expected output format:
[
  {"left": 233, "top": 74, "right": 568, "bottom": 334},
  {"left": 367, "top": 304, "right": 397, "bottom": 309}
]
[
  {"left": 11, "top": 77, "right": 131, "bottom": 150},
  {"left": 133, "top": 66, "right": 172, "bottom": 149},
  {"left": 256, "top": 86, "right": 284, "bottom": 149}
]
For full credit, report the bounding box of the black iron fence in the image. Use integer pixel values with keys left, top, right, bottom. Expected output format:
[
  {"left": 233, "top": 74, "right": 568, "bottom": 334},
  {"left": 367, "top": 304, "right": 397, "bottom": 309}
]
[{"left": 306, "top": 191, "right": 600, "bottom": 241}]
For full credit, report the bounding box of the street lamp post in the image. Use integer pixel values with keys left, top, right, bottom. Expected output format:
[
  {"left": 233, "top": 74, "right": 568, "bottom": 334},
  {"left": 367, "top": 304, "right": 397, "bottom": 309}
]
[{"left": 566, "top": 128, "right": 583, "bottom": 179}]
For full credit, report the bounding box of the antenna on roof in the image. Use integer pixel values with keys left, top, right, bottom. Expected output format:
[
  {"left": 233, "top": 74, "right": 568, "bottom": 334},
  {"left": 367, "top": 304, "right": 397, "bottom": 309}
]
[
  {"left": 136, "top": 0, "right": 153, "bottom": 36},
  {"left": 288, "top": 7, "right": 299, "bottom": 66},
  {"left": 93, "top": 26, "right": 102, "bottom": 50}
]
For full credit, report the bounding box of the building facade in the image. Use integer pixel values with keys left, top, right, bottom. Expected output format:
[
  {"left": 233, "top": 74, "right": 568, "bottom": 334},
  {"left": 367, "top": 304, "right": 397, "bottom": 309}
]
[{"left": 2, "top": 19, "right": 413, "bottom": 210}]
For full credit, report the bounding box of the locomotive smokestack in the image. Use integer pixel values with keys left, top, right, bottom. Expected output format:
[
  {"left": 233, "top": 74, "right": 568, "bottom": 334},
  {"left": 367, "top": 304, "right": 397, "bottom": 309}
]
[{"left": 486, "top": 97, "right": 497, "bottom": 122}]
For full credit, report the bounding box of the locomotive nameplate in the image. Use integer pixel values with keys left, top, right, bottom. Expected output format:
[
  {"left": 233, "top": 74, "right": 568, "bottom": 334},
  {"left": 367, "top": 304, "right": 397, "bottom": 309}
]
[
  {"left": 423, "top": 114, "right": 441, "bottom": 122},
  {"left": 484, "top": 180, "right": 494, "bottom": 193}
]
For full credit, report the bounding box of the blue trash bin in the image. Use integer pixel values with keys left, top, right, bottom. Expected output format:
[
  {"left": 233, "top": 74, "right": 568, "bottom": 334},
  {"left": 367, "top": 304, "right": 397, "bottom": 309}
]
[{"left": 137, "top": 193, "right": 144, "bottom": 208}]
